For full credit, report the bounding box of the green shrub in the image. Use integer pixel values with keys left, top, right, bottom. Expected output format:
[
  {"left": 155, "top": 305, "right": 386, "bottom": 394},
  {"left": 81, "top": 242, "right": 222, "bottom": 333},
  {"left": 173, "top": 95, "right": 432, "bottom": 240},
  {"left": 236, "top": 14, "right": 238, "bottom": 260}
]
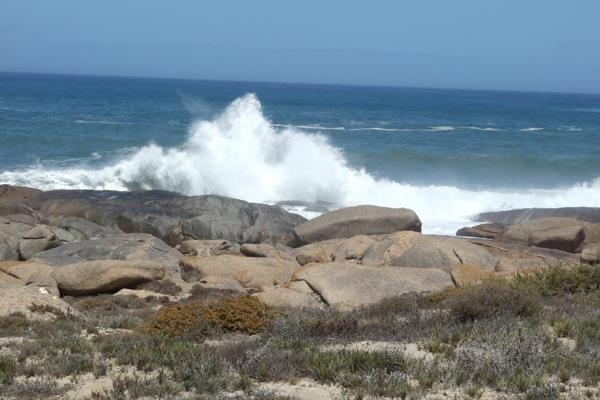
[
  {"left": 0, "top": 356, "right": 16, "bottom": 385},
  {"left": 513, "top": 264, "right": 600, "bottom": 296},
  {"left": 446, "top": 280, "right": 541, "bottom": 321}
]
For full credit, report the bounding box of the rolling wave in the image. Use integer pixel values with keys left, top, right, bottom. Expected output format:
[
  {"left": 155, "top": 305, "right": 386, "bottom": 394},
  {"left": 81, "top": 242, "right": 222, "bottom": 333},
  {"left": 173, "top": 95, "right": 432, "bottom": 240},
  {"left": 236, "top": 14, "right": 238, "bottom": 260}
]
[{"left": 2, "top": 94, "right": 600, "bottom": 234}]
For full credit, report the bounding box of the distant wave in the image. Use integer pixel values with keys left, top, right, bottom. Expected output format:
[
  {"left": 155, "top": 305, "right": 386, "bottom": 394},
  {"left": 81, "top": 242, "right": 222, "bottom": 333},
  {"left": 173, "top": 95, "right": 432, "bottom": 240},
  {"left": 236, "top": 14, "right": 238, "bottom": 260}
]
[
  {"left": 2, "top": 94, "right": 600, "bottom": 234},
  {"left": 520, "top": 127, "right": 544, "bottom": 132},
  {"left": 75, "top": 119, "right": 132, "bottom": 125},
  {"left": 462, "top": 126, "right": 502, "bottom": 131},
  {"left": 558, "top": 126, "right": 583, "bottom": 132}
]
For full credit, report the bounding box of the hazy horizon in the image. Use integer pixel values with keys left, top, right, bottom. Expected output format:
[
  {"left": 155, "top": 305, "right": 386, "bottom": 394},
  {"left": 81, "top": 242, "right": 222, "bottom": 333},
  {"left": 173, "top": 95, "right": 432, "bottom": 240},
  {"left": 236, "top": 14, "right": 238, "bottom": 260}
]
[{"left": 2, "top": 1, "right": 599, "bottom": 94}]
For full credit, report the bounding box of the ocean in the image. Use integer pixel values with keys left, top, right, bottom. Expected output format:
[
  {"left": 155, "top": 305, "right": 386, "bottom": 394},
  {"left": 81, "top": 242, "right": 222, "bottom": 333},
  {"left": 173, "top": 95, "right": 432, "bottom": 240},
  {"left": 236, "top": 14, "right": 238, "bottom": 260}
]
[{"left": 1, "top": 72, "right": 600, "bottom": 234}]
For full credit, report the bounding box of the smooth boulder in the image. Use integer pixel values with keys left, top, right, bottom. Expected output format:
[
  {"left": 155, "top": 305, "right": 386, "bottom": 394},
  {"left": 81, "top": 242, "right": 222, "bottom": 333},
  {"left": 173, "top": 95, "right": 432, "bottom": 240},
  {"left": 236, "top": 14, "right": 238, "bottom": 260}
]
[
  {"left": 456, "top": 223, "right": 504, "bottom": 239},
  {"left": 51, "top": 260, "right": 166, "bottom": 296},
  {"left": 31, "top": 233, "right": 182, "bottom": 279},
  {"left": 0, "top": 261, "right": 59, "bottom": 295},
  {"left": 581, "top": 243, "right": 600, "bottom": 264},
  {"left": 498, "top": 218, "right": 588, "bottom": 253},
  {"left": 0, "top": 285, "right": 81, "bottom": 320},
  {"left": 253, "top": 287, "right": 324, "bottom": 309},
  {"left": 293, "top": 262, "right": 452, "bottom": 309},
  {"left": 293, "top": 205, "right": 421, "bottom": 245},
  {"left": 363, "top": 232, "right": 497, "bottom": 273},
  {"left": 181, "top": 255, "right": 297, "bottom": 290}
]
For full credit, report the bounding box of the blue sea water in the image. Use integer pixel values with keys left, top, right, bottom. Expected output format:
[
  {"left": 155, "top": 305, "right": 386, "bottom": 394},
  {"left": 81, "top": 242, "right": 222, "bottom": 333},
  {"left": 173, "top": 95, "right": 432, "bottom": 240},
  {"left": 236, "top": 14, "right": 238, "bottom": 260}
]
[{"left": 1, "top": 72, "right": 600, "bottom": 233}]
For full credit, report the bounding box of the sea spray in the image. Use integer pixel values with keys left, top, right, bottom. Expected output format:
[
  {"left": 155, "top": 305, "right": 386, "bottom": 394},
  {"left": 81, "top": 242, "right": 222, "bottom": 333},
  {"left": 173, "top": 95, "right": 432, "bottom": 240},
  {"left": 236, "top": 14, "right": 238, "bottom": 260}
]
[{"left": 2, "top": 93, "right": 600, "bottom": 234}]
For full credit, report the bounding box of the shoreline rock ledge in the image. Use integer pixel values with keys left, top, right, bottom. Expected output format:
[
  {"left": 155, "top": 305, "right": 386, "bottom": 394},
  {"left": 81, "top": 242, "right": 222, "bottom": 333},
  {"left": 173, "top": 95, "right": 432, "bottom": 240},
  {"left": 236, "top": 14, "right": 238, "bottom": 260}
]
[{"left": 293, "top": 205, "right": 421, "bottom": 245}]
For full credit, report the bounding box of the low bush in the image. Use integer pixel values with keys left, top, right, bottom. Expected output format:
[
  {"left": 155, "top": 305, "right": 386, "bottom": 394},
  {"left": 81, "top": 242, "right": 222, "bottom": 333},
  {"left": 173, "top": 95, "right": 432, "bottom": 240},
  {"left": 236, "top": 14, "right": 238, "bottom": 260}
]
[
  {"left": 202, "top": 296, "right": 277, "bottom": 335},
  {"left": 513, "top": 264, "right": 600, "bottom": 296},
  {"left": 446, "top": 280, "right": 541, "bottom": 321},
  {"left": 142, "top": 296, "right": 276, "bottom": 337}
]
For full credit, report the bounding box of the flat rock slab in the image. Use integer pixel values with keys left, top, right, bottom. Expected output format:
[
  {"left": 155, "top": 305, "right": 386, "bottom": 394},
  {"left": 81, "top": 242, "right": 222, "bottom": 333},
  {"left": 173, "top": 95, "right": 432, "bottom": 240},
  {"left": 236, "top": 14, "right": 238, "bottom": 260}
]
[
  {"left": 31, "top": 233, "right": 182, "bottom": 279},
  {"left": 477, "top": 207, "right": 600, "bottom": 224},
  {"left": 498, "top": 217, "right": 589, "bottom": 253},
  {"left": 294, "top": 205, "right": 421, "bottom": 245},
  {"left": 294, "top": 262, "right": 452, "bottom": 309},
  {"left": 181, "top": 255, "right": 297, "bottom": 290},
  {"left": 1, "top": 186, "right": 306, "bottom": 246}
]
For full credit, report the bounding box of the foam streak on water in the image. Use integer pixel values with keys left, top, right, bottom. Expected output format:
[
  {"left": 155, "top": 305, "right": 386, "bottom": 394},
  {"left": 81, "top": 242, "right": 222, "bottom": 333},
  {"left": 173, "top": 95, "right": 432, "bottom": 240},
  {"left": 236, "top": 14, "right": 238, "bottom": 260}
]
[{"left": 2, "top": 94, "right": 600, "bottom": 234}]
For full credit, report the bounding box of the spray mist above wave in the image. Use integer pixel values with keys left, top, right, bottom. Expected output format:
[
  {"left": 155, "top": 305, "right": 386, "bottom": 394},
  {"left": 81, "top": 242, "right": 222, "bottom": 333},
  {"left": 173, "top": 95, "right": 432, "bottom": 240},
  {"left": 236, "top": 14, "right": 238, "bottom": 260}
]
[{"left": 2, "top": 93, "right": 600, "bottom": 234}]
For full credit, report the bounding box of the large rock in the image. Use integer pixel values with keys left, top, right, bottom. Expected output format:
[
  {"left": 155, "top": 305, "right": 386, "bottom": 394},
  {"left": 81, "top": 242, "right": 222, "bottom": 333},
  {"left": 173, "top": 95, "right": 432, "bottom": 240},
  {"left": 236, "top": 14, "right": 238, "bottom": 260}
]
[
  {"left": 456, "top": 223, "right": 505, "bottom": 239},
  {"left": 0, "top": 285, "right": 82, "bottom": 320},
  {"left": 0, "top": 231, "right": 19, "bottom": 261},
  {"left": 0, "top": 185, "right": 42, "bottom": 216},
  {"left": 51, "top": 260, "right": 166, "bottom": 296},
  {"left": 47, "top": 216, "right": 117, "bottom": 240},
  {"left": 180, "top": 255, "right": 297, "bottom": 290},
  {"left": 240, "top": 243, "right": 296, "bottom": 261},
  {"left": 581, "top": 243, "right": 600, "bottom": 264},
  {"left": 293, "top": 235, "right": 376, "bottom": 266},
  {"left": 253, "top": 287, "right": 324, "bottom": 309},
  {"left": 477, "top": 207, "right": 600, "bottom": 225},
  {"left": 293, "top": 205, "right": 421, "bottom": 245},
  {"left": 293, "top": 262, "right": 452, "bottom": 309},
  {"left": 178, "top": 239, "right": 240, "bottom": 257},
  {"left": 363, "top": 232, "right": 497, "bottom": 273},
  {"left": 31, "top": 233, "right": 182, "bottom": 279},
  {"left": 450, "top": 264, "right": 494, "bottom": 288},
  {"left": 0, "top": 187, "right": 306, "bottom": 246},
  {"left": 497, "top": 218, "right": 591, "bottom": 253},
  {"left": 466, "top": 238, "right": 580, "bottom": 274},
  {"left": 18, "top": 225, "right": 65, "bottom": 260},
  {"left": 0, "top": 261, "right": 59, "bottom": 295}
]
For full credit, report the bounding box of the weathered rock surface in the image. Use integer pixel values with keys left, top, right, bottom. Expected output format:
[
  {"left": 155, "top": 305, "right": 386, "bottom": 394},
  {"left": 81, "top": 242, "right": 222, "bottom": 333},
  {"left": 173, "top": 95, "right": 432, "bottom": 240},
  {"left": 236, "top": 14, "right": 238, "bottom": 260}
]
[
  {"left": 0, "top": 186, "right": 306, "bottom": 246},
  {"left": 177, "top": 239, "right": 240, "bottom": 257},
  {"left": 451, "top": 264, "right": 494, "bottom": 287},
  {"left": 293, "top": 235, "right": 376, "bottom": 266},
  {"left": 114, "top": 288, "right": 175, "bottom": 301},
  {"left": 0, "top": 261, "right": 59, "bottom": 295},
  {"left": 294, "top": 262, "right": 452, "bottom": 308},
  {"left": 456, "top": 223, "right": 505, "bottom": 239},
  {"left": 363, "top": 232, "right": 497, "bottom": 272},
  {"left": 240, "top": 243, "right": 296, "bottom": 261},
  {"left": 293, "top": 205, "right": 421, "bottom": 245},
  {"left": 581, "top": 243, "right": 600, "bottom": 264},
  {"left": 0, "top": 285, "right": 82, "bottom": 320},
  {"left": 477, "top": 207, "right": 600, "bottom": 224},
  {"left": 181, "top": 255, "right": 296, "bottom": 290},
  {"left": 31, "top": 233, "right": 182, "bottom": 279},
  {"left": 253, "top": 287, "right": 324, "bottom": 309},
  {"left": 497, "top": 217, "right": 593, "bottom": 253},
  {"left": 196, "top": 275, "right": 247, "bottom": 293},
  {"left": 47, "top": 216, "right": 118, "bottom": 240},
  {"left": 18, "top": 225, "right": 65, "bottom": 260},
  {"left": 51, "top": 260, "right": 166, "bottom": 296},
  {"left": 467, "top": 238, "right": 579, "bottom": 274}
]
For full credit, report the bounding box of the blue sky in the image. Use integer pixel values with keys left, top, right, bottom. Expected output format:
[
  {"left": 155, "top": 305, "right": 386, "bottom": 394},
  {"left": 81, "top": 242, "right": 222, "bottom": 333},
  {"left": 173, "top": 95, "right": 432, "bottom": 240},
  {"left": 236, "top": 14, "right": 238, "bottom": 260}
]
[{"left": 1, "top": 0, "right": 599, "bottom": 93}]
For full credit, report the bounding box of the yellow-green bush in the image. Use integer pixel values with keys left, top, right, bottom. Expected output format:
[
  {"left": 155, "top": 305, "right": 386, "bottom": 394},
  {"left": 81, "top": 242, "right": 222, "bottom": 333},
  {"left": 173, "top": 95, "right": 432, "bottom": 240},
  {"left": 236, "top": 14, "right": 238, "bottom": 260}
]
[
  {"left": 142, "top": 296, "right": 276, "bottom": 337},
  {"left": 201, "top": 296, "right": 277, "bottom": 335}
]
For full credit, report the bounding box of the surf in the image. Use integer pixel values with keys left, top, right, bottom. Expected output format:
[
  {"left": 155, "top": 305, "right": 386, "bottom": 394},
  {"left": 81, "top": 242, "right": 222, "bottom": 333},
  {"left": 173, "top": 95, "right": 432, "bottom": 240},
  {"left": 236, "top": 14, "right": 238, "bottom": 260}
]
[{"left": 2, "top": 93, "right": 600, "bottom": 234}]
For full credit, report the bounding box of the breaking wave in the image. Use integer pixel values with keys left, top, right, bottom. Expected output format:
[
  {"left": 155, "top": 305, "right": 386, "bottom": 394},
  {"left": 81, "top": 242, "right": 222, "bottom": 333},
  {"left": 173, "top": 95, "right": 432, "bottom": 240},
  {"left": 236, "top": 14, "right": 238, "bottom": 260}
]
[{"left": 2, "top": 94, "right": 600, "bottom": 234}]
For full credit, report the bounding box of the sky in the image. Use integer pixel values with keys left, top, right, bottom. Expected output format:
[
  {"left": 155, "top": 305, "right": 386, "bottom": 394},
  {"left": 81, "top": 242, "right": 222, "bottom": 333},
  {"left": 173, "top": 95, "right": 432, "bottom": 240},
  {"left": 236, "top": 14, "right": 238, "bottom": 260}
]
[{"left": 1, "top": 0, "right": 599, "bottom": 93}]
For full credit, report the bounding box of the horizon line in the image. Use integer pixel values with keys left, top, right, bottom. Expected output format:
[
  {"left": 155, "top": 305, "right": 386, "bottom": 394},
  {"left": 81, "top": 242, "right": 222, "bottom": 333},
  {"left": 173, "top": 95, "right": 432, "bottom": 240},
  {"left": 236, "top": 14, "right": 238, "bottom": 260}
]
[{"left": 1, "top": 70, "right": 599, "bottom": 97}]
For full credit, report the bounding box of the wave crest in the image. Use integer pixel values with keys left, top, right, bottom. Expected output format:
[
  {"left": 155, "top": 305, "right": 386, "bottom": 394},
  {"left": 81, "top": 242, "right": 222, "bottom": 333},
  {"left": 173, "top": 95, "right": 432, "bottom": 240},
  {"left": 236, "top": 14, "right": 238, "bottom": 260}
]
[{"left": 2, "top": 93, "right": 600, "bottom": 234}]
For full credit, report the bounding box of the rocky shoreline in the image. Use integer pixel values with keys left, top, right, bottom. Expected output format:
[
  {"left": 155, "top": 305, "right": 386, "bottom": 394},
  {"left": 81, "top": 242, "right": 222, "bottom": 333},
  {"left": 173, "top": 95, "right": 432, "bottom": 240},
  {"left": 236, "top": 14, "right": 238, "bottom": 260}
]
[
  {"left": 3, "top": 184, "right": 600, "bottom": 399},
  {"left": 1, "top": 184, "right": 598, "bottom": 313}
]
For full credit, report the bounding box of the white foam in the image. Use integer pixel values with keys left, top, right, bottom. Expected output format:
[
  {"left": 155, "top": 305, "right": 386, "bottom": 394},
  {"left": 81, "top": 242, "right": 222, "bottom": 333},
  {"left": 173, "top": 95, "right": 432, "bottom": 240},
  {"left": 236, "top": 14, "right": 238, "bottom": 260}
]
[
  {"left": 427, "top": 126, "right": 455, "bottom": 131},
  {"left": 520, "top": 127, "right": 544, "bottom": 132},
  {"left": 2, "top": 93, "right": 600, "bottom": 235},
  {"left": 75, "top": 119, "right": 132, "bottom": 125}
]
